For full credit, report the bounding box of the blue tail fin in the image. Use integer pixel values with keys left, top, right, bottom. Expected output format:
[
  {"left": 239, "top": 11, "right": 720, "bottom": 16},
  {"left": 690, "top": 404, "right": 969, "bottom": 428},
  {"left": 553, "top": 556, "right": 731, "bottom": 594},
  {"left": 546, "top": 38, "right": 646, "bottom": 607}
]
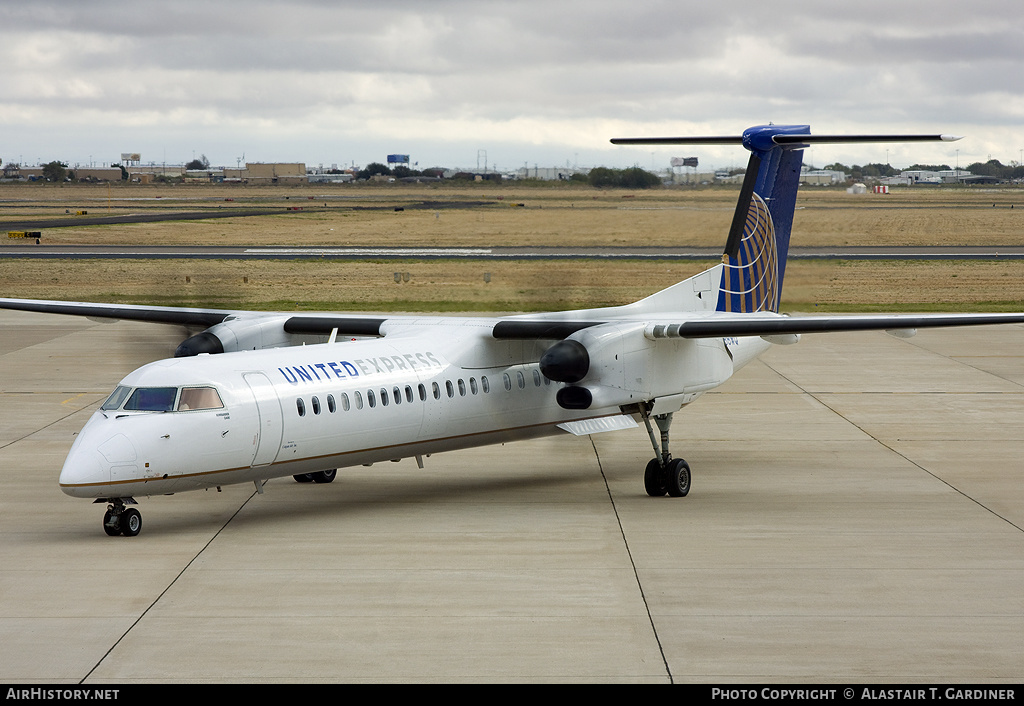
[
  {"left": 717, "top": 124, "right": 807, "bottom": 313},
  {"left": 611, "top": 125, "right": 959, "bottom": 315}
]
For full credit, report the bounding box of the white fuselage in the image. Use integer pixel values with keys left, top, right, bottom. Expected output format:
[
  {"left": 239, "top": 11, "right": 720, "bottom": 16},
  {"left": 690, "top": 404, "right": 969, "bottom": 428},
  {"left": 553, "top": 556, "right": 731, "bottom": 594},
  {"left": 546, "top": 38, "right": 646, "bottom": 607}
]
[{"left": 58, "top": 319, "right": 771, "bottom": 500}]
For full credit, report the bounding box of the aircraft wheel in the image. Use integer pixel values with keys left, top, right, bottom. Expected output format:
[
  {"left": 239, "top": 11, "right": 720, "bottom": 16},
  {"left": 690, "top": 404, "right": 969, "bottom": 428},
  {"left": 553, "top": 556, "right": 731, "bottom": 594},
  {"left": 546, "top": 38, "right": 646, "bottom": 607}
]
[
  {"left": 666, "top": 458, "right": 691, "bottom": 498},
  {"left": 102, "top": 510, "right": 120, "bottom": 536},
  {"left": 312, "top": 469, "right": 337, "bottom": 484},
  {"left": 293, "top": 473, "right": 315, "bottom": 483},
  {"left": 644, "top": 458, "right": 667, "bottom": 497},
  {"left": 120, "top": 508, "right": 143, "bottom": 537}
]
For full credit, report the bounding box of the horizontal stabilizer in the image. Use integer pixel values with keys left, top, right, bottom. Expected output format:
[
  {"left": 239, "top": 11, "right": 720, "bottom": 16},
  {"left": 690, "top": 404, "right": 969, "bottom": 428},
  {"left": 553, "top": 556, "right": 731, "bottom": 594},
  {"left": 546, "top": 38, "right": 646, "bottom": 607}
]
[
  {"left": 611, "top": 133, "right": 961, "bottom": 147},
  {"left": 610, "top": 136, "right": 744, "bottom": 145}
]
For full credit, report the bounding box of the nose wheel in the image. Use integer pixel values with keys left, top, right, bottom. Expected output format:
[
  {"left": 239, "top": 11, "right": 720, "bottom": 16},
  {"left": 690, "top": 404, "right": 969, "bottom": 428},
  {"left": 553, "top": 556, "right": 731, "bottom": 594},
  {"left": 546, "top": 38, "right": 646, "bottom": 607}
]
[{"left": 100, "top": 499, "right": 142, "bottom": 537}]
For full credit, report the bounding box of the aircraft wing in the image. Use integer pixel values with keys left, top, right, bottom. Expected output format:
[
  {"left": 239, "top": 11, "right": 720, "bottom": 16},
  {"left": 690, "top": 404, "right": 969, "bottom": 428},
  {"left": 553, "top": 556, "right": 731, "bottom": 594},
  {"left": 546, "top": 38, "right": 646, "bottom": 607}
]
[
  {"left": 642, "top": 312, "right": 1024, "bottom": 339},
  {"left": 492, "top": 312, "right": 1024, "bottom": 340},
  {"left": 5, "top": 297, "right": 1024, "bottom": 358},
  {"left": 0, "top": 297, "right": 234, "bottom": 327}
]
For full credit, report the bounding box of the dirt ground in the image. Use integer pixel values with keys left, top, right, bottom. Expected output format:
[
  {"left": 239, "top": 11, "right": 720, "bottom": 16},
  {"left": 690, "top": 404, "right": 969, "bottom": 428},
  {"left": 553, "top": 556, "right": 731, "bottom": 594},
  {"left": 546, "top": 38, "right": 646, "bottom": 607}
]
[{"left": 1, "top": 182, "right": 1023, "bottom": 312}]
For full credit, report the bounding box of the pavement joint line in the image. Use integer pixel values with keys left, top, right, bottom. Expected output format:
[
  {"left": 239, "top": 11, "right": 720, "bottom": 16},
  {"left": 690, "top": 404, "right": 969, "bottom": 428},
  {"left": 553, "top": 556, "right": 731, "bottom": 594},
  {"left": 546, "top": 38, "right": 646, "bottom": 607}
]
[
  {"left": 0, "top": 395, "right": 104, "bottom": 451},
  {"left": 81, "top": 487, "right": 262, "bottom": 683},
  {"left": 763, "top": 356, "right": 1024, "bottom": 537},
  {"left": 588, "top": 435, "right": 673, "bottom": 684}
]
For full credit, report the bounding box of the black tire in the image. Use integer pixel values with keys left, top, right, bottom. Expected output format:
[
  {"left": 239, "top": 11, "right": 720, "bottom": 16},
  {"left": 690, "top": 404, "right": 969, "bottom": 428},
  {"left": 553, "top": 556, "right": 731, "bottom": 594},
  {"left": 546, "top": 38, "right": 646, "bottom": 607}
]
[
  {"left": 102, "top": 510, "right": 120, "bottom": 536},
  {"left": 121, "top": 508, "right": 142, "bottom": 537},
  {"left": 666, "top": 458, "right": 691, "bottom": 498},
  {"left": 644, "top": 458, "right": 667, "bottom": 497},
  {"left": 293, "top": 473, "right": 315, "bottom": 483},
  {"left": 312, "top": 469, "right": 337, "bottom": 484}
]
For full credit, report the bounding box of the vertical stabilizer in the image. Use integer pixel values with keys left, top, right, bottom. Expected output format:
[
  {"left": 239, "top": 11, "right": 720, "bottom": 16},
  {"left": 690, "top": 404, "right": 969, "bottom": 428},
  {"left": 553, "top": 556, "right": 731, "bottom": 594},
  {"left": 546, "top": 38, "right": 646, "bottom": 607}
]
[
  {"left": 718, "top": 124, "right": 807, "bottom": 313},
  {"left": 610, "top": 127, "right": 961, "bottom": 315}
]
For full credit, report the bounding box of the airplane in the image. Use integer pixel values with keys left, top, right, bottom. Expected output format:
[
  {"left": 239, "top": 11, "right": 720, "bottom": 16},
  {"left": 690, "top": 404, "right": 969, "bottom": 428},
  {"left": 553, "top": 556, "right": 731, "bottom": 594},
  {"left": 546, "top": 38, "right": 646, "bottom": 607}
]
[{"left": 4, "top": 123, "right": 1024, "bottom": 537}]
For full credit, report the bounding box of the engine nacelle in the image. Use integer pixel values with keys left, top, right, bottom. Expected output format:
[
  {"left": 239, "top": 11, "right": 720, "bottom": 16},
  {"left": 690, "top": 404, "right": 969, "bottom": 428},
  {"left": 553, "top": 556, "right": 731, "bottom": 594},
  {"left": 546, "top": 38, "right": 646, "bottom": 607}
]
[
  {"left": 175, "top": 315, "right": 323, "bottom": 357},
  {"left": 541, "top": 321, "right": 733, "bottom": 410}
]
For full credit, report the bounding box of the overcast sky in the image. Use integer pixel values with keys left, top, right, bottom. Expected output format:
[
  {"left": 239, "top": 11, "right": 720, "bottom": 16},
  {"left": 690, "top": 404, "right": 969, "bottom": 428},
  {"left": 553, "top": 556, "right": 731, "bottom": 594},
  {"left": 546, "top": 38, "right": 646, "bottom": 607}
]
[{"left": 2, "top": 1, "right": 1022, "bottom": 172}]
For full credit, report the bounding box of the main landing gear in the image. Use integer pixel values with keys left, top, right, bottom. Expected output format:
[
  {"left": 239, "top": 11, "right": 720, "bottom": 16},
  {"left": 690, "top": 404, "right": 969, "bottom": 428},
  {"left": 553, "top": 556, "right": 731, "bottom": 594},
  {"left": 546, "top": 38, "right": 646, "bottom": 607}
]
[
  {"left": 293, "top": 469, "right": 337, "bottom": 484},
  {"left": 640, "top": 409, "right": 691, "bottom": 498},
  {"left": 100, "top": 498, "right": 142, "bottom": 537}
]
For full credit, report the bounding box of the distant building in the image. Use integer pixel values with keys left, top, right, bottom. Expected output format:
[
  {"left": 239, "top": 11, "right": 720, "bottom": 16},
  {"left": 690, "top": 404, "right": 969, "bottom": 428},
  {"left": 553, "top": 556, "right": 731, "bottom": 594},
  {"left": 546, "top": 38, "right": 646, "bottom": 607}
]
[
  {"left": 127, "top": 164, "right": 186, "bottom": 183},
  {"left": 73, "top": 167, "right": 123, "bottom": 182},
  {"left": 184, "top": 169, "right": 224, "bottom": 183},
  {"left": 800, "top": 168, "right": 849, "bottom": 185},
  {"left": 308, "top": 172, "right": 354, "bottom": 183},
  {"left": 224, "top": 163, "right": 307, "bottom": 184},
  {"left": 883, "top": 169, "right": 975, "bottom": 186},
  {"left": 512, "top": 166, "right": 586, "bottom": 181}
]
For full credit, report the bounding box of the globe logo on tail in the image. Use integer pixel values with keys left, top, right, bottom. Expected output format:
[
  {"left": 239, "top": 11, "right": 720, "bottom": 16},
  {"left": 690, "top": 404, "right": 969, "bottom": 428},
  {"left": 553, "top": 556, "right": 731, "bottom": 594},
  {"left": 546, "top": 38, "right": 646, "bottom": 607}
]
[{"left": 717, "top": 192, "right": 779, "bottom": 313}]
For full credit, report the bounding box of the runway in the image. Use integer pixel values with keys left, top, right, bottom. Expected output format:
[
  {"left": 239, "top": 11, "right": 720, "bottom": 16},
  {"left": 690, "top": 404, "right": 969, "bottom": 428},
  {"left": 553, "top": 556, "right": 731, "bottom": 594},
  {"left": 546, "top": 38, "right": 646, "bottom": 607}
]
[
  {"left": 1, "top": 309, "right": 1023, "bottom": 683},
  {"left": 4, "top": 243, "right": 1024, "bottom": 260}
]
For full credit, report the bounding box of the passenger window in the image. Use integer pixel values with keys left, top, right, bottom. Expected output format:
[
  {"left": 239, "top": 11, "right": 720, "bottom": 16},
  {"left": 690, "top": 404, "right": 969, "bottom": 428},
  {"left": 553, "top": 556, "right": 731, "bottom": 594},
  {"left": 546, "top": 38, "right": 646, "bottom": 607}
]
[
  {"left": 458, "top": 379, "right": 466, "bottom": 396},
  {"left": 394, "top": 386, "right": 402, "bottom": 405},
  {"left": 367, "top": 390, "right": 376, "bottom": 408},
  {"left": 503, "top": 373, "right": 511, "bottom": 391},
  {"left": 432, "top": 382, "right": 440, "bottom": 400},
  {"left": 125, "top": 387, "right": 177, "bottom": 412},
  {"left": 312, "top": 396, "right": 321, "bottom": 415},
  {"left": 470, "top": 378, "right": 478, "bottom": 395},
  {"left": 354, "top": 391, "right": 363, "bottom": 410},
  {"left": 533, "top": 369, "right": 542, "bottom": 387},
  {"left": 381, "top": 388, "right": 389, "bottom": 406},
  {"left": 406, "top": 385, "right": 414, "bottom": 403},
  {"left": 327, "top": 394, "right": 336, "bottom": 413},
  {"left": 517, "top": 371, "right": 525, "bottom": 389},
  {"left": 446, "top": 380, "right": 454, "bottom": 398},
  {"left": 341, "top": 393, "right": 350, "bottom": 411},
  {"left": 481, "top": 376, "right": 490, "bottom": 394},
  {"left": 418, "top": 384, "right": 426, "bottom": 402},
  {"left": 177, "top": 387, "right": 224, "bottom": 411},
  {"left": 296, "top": 398, "right": 306, "bottom": 417}
]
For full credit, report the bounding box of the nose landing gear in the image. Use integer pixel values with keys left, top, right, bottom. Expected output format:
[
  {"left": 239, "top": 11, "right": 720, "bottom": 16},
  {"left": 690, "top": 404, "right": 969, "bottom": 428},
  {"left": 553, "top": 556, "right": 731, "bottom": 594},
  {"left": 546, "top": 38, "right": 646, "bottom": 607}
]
[{"left": 100, "top": 498, "right": 142, "bottom": 537}]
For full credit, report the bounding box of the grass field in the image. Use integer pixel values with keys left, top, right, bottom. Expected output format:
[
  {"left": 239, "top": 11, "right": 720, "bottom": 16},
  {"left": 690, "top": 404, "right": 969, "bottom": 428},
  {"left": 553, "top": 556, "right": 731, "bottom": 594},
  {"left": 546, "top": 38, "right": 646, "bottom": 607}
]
[{"left": 1, "top": 182, "right": 1022, "bottom": 312}]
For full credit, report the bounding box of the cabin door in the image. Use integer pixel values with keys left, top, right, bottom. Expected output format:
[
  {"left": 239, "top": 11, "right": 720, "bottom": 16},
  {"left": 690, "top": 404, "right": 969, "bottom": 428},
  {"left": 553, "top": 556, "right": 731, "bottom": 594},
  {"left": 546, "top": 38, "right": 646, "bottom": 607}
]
[{"left": 243, "top": 372, "right": 283, "bottom": 467}]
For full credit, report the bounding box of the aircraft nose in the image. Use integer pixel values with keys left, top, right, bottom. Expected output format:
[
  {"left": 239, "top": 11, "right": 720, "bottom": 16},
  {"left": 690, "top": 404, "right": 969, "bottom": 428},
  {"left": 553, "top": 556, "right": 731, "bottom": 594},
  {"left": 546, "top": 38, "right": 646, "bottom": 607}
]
[
  {"left": 59, "top": 419, "right": 118, "bottom": 498},
  {"left": 59, "top": 447, "right": 108, "bottom": 497}
]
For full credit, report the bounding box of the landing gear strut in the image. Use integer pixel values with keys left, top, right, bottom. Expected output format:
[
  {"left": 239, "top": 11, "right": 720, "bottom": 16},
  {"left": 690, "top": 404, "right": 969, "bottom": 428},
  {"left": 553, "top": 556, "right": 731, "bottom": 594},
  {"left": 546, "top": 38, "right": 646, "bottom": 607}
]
[
  {"left": 100, "top": 498, "right": 142, "bottom": 537},
  {"left": 640, "top": 408, "right": 691, "bottom": 498}
]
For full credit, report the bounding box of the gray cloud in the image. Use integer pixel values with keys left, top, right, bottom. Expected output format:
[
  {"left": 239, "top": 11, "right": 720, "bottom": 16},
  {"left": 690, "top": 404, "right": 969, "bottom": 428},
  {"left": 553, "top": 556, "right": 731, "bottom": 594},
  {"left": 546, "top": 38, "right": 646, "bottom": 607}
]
[{"left": 1, "top": 1, "right": 1021, "bottom": 169}]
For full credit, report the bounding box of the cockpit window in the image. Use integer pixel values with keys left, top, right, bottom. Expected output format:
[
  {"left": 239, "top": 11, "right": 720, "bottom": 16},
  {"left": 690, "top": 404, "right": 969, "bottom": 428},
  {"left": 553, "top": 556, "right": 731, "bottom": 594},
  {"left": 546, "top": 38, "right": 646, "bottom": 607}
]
[
  {"left": 177, "top": 387, "right": 224, "bottom": 411},
  {"left": 124, "top": 387, "right": 178, "bottom": 412},
  {"left": 101, "top": 386, "right": 132, "bottom": 411}
]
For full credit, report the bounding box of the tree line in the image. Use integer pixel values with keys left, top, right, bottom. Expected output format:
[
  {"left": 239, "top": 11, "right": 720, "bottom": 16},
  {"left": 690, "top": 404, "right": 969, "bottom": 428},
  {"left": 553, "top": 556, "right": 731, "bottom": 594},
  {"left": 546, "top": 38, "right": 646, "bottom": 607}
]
[{"left": 822, "top": 159, "right": 1024, "bottom": 181}]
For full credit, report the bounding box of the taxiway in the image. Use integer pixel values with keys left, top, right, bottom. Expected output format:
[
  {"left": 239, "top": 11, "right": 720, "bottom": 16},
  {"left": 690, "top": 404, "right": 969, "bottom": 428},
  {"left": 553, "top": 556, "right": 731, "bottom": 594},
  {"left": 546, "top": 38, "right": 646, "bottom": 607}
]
[
  {"left": 1, "top": 309, "right": 1022, "bottom": 683},
  {"left": 3, "top": 244, "right": 1024, "bottom": 260}
]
